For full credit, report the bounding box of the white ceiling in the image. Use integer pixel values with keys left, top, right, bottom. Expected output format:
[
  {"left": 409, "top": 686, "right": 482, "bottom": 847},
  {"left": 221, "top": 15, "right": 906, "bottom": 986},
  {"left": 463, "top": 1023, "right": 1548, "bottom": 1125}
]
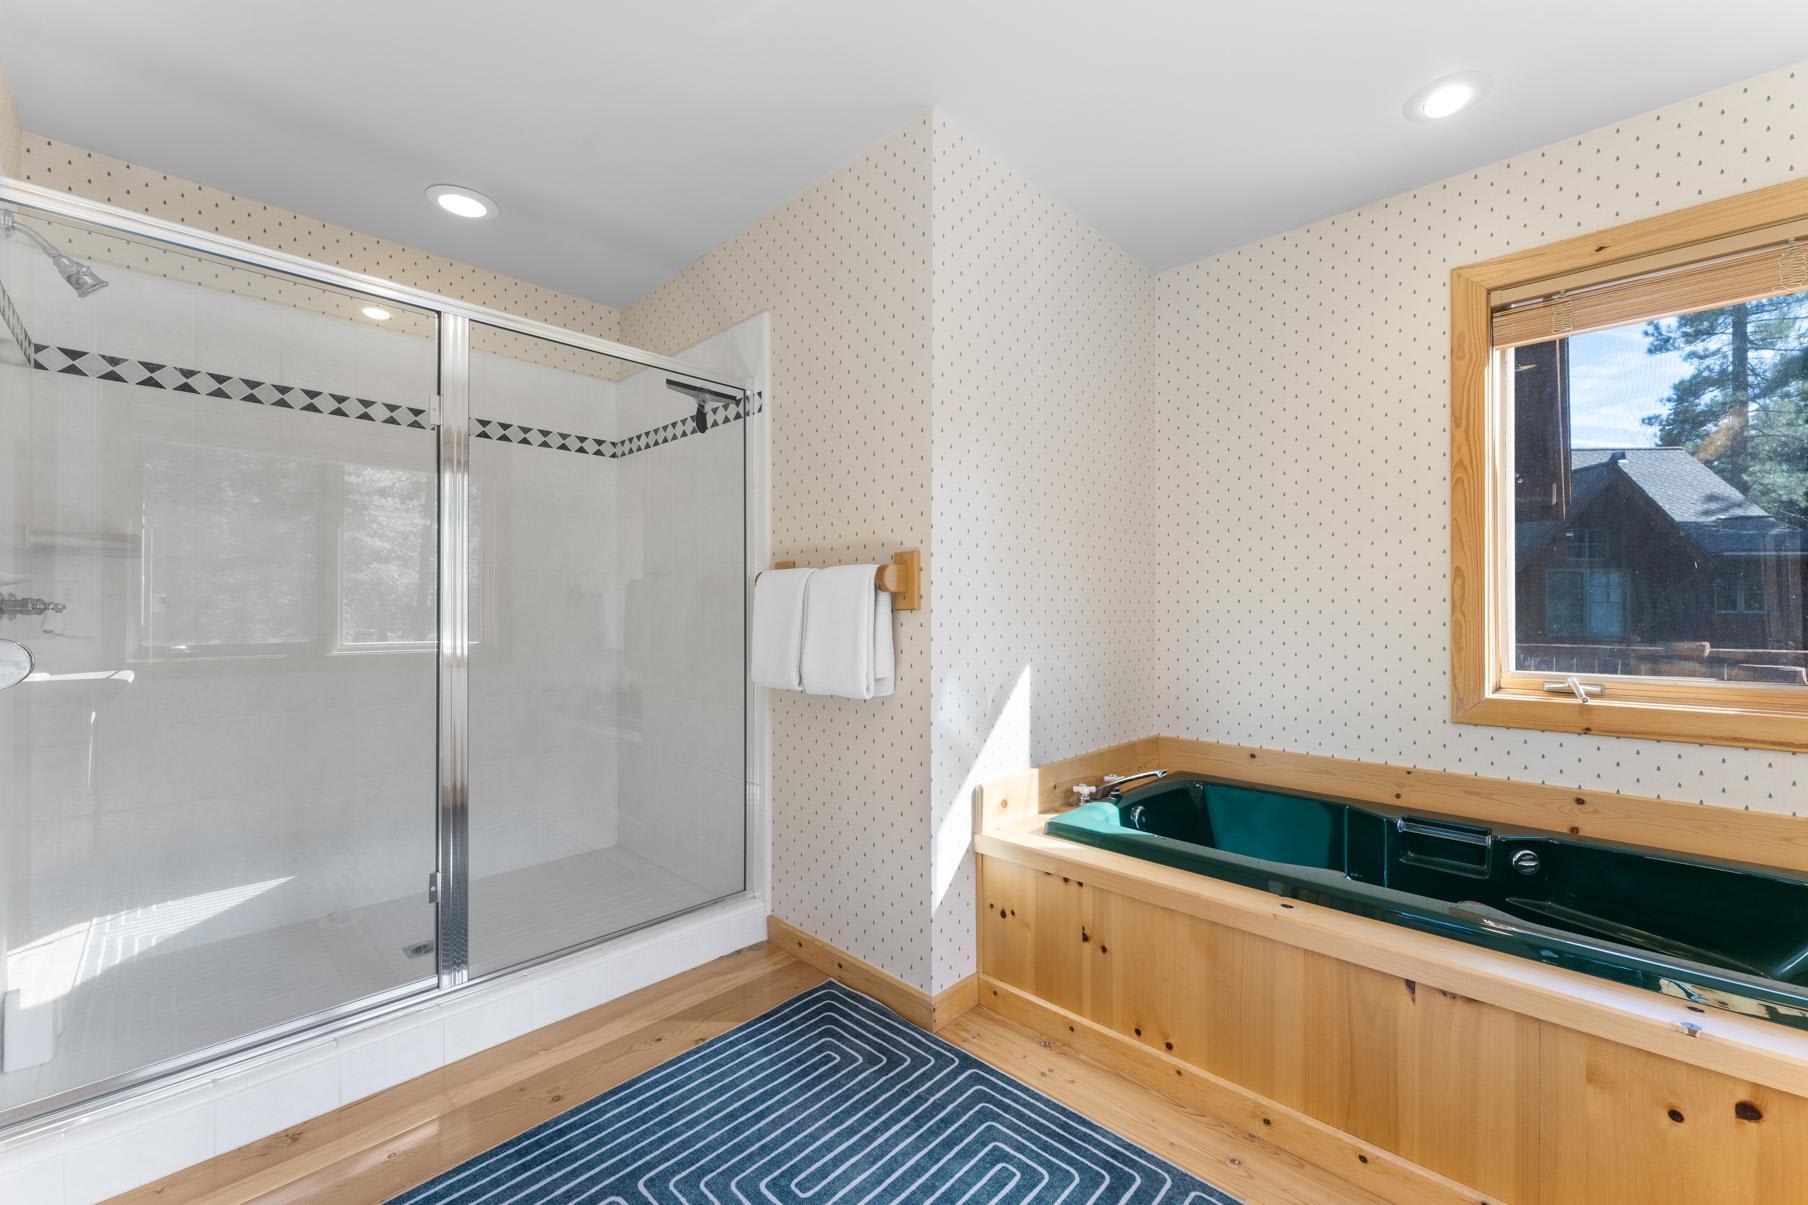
[{"left": 5, "top": 0, "right": 1807, "bottom": 308}]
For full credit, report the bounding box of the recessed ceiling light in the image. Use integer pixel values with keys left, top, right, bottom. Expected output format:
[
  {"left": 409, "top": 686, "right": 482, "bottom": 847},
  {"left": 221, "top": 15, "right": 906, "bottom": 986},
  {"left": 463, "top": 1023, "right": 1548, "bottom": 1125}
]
[
  {"left": 361, "top": 305, "right": 393, "bottom": 322},
  {"left": 426, "top": 184, "right": 497, "bottom": 220},
  {"left": 1404, "top": 71, "right": 1492, "bottom": 122}
]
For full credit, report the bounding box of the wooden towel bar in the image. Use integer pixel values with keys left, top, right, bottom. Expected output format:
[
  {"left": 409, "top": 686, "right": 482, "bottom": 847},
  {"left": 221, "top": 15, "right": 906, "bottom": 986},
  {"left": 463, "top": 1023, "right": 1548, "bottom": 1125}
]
[{"left": 763, "top": 550, "right": 920, "bottom": 611}]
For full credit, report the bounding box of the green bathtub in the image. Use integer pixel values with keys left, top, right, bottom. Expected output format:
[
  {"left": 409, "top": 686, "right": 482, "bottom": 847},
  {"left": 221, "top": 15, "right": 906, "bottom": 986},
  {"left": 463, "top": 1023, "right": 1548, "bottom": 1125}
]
[{"left": 1046, "top": 774, "right": 1808, "bottom": 1031}]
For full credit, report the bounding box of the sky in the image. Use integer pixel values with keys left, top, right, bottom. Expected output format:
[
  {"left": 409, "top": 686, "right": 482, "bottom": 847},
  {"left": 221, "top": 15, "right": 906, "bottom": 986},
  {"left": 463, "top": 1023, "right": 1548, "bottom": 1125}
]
[{"left": 1565, "top": 322, "right": 1691, "bottom": 448}]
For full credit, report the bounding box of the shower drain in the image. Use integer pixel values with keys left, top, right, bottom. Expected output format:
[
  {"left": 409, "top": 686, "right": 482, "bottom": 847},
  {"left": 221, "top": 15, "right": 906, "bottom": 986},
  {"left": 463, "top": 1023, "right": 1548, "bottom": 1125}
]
[{"left": 402, "top": 941, "right": 436, "bottom": 959}]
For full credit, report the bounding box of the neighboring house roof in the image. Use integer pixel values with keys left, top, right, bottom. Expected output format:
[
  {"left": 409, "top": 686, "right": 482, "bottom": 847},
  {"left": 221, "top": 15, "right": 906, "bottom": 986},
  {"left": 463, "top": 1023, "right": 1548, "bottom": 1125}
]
[{"left": 1518, "top": 447, "right": 1806, "bottom": 560}]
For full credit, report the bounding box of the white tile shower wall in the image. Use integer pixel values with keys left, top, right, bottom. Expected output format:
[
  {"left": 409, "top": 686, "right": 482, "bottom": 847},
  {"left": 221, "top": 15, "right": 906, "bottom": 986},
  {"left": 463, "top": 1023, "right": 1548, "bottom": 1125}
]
[
  {"left": 613, "top": 327, "right": 756, "bottom": 901},
  {"left": 469, "top": 345, "right": 623, "bottom": 883},
  {"left": 3, "top": 252, "right": 441, "bottom": 958},
  {"left": 623, "top": 119, "right": 935, "bottom": 989},
  {"left": 927, "top": 116, "right": 1162, "bottom": 991},
  {"left": 1151, "top": 62, "right": 1808, "bottom": 813},
  {"left": 0, "top": 894, "right": 768, "bottom": 1205},
  {"left": 0, "top": 245, "right": 660, "bottom": 1108}
]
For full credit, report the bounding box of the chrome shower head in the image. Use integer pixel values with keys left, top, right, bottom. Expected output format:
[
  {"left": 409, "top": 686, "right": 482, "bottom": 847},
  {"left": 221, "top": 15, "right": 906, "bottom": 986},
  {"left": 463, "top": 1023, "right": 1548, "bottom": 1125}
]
[
  {"left": 2, "top": 210, "right": 108, "bottom": 298},
  {"left": 49, "top": 252, "right": 107, "bottom": 297}
]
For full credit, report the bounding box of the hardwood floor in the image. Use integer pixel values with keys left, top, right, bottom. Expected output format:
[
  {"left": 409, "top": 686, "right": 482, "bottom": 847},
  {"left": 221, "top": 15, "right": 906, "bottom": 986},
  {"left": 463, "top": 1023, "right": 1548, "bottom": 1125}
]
[{"left": 116, "top": 943, "right": 1390, "bottom": 1204}]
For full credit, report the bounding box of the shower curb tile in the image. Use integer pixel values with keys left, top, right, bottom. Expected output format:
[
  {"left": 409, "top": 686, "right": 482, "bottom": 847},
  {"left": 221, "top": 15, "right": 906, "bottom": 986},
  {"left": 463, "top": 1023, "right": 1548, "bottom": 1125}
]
[
  {"left": 442, "top": 988, "right": 535, "bottom": 1064},
  {"left": 212, "top": 1053, "right": 341, "bottom": 1154},
  {"left": 529, "top": 964, "right": 613, "bottom": 1030},
  {"left": 0, "top": 1150, "right": 61, "bottom": 1205},
  {"left": 335, "top": 1018, "right": 444, "bottom": 1106},
  {"left": 61, "top": 1098, "right": 215, "bottom": 1205}
]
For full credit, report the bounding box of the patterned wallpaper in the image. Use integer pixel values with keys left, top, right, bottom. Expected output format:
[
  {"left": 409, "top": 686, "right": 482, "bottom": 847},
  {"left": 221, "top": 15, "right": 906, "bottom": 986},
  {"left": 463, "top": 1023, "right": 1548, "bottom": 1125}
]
[
  {"left": 0, "top": 63, "right": 21, "bottom": 178},
  {"left": 623, "top": 114, "right": 1162, "bottom": 993},
  {"left": 15, "top": 135, "right": 623, "bottom": 344},
  {"left": 928, "top": 115, "right": 1161, "bottom": 991},
  {"left": 624, "top": 118, "right": 938, "bottom": 988},
  {"left": 1151, "top": 62, "right": 1808, "bottom": 816}
]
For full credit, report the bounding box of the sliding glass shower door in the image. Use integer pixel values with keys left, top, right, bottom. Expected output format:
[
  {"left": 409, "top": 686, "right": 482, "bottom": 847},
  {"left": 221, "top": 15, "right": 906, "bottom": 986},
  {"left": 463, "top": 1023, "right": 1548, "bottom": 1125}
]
[
  {"left": 462, "top": 324, "right": 746, "bottom": 978},
  {"left": 0, "top": 190, "right": 753, "bottom": 1132},
  {"left": 0, "top": 208, "right": 441, "bottom": 1124}
]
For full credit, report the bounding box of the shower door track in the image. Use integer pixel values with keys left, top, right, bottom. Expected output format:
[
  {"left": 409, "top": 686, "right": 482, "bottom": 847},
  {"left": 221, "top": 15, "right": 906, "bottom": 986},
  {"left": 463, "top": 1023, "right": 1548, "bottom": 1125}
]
[{"left": 0, "top": 180, "right": 759, "bottom": 1141}]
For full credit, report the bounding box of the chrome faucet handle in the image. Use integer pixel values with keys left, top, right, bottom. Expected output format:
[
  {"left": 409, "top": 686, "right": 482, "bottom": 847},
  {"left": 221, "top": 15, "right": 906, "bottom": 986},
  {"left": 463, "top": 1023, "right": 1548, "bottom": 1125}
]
[
  {"left": 1073, "top": 783, "right": 1100, "bottom": 803},
  {"left": 1102, "top": 769, "right": 1168, "bottom": 788}
]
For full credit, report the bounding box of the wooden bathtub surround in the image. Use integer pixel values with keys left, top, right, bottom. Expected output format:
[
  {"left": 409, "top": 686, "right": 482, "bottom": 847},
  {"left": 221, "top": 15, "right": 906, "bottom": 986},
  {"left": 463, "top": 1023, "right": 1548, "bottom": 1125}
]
[
  {"left": 765, "top": 914, "right": 976, "bottom": 1031},
  {"left": 976, "top": 978, "right": 1487, "bottom": 1205},
  {"left": 975, "top": 737, "right": 1808, "bottom": 1203},
  {"left": 978, "top": 857, "right": 1807, "bottom": 1203},
  {"left": 978, "top": 818, "right": 1808, "bottom": 1097}
]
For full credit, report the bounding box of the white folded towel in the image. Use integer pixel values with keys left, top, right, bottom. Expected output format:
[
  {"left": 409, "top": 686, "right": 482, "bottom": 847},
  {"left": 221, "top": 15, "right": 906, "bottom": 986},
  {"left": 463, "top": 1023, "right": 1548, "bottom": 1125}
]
[
  {"left": 801, "top": 565, "right": 895, "bottom": 700},
  {"left": 750, "top": 567, "right": 814, "bottom": 690}
]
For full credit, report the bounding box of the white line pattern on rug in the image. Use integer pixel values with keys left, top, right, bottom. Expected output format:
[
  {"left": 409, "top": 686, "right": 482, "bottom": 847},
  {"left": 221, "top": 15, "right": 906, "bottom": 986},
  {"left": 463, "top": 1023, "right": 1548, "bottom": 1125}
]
[{"left": 390, "top": 982, "right": 1238, "bottom": 1204}]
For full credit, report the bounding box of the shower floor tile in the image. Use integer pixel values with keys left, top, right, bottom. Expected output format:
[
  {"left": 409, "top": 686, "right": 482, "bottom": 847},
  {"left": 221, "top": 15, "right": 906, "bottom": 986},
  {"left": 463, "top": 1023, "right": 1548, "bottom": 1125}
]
[{"left": 0, "top": 845, "right": 719, "bottom": 1116}]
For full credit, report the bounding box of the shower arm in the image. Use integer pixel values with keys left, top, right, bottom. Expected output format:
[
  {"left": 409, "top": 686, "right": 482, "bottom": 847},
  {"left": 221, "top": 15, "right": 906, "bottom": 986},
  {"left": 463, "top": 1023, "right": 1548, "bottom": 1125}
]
[{"left": 1, "top": 208, "right": 65, "bottom": 259}]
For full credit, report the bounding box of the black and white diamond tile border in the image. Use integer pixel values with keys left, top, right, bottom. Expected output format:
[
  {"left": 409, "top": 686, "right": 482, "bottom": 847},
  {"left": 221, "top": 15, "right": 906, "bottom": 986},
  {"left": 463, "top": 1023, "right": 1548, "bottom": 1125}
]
[
  {"left": 0, "top": 276, "right": 32, "bottom": 365},
  {"left": 31, "top": 342, "right": 432, "bottom": 429},
  {"left": 390, "top": 981, "right": 1239, "bottom": 1205},
  {"left": 470, "top": 417, "right": 614, "bottom": 458},
  {"left": 468, "top": 391, "right": 760, "bottom": 458},
  {"left": 615, "top": 391, "right": 762, "bottom": 458},
  {"left": 25, "top": 339, "right": 761, "bottom": 457}
]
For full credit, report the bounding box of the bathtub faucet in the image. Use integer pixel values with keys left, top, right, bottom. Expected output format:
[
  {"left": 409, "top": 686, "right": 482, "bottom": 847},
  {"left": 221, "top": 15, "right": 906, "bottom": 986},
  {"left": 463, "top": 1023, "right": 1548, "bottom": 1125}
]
[{"left": 1073, "top": 769, "right": 1168, "bottom": 803}]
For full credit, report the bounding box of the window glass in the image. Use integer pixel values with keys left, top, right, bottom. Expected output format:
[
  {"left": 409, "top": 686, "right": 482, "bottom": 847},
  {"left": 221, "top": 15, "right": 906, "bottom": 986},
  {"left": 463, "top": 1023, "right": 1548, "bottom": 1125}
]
[
  {"left": 341, "top": 464, "right": 436, "bottom": 645},
  {"left": 1511, "top": 292, "right": 1808, "bottom": 686},
  {"left": 142, "top": 443, "right": 319, "bottom": 650},
  {"left": 340, "top": 470, "right": 480, "bottom": 647}
]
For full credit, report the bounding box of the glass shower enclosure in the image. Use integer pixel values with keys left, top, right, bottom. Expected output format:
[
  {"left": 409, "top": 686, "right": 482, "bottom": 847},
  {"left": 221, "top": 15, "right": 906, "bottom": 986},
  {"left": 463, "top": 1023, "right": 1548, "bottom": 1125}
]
[{"left": 0, "top": 184, "right": 750, "bottom": 1130}]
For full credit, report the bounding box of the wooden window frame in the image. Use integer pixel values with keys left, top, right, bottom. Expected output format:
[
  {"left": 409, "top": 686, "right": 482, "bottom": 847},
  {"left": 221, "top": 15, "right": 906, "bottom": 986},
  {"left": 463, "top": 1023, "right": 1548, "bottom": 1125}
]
[{"left": 1451, "top": 178, "right": 1808, "bottom": 753}]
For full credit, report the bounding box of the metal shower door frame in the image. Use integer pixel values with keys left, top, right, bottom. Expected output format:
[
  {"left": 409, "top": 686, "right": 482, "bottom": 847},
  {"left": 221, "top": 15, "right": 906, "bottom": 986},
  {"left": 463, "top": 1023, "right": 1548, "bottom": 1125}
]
[{"left": 0, "top": 179, "right": 757, "bottom": 1138}]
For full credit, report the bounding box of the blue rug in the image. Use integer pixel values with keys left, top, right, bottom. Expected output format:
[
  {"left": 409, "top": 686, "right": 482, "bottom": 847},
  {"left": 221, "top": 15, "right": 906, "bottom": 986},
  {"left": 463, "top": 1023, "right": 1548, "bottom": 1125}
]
[{"left": 392, "top": 980, "right": 1240, "bottom": 1204}]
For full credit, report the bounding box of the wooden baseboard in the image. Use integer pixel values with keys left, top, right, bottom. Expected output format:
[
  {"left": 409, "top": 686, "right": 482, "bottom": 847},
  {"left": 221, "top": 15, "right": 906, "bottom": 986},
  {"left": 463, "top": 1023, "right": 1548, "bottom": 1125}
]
[
  {"left": 764, "top": 915, "right": 977, "bottom": 1032},
  {"left": 977, "top": 976, "right": 1488, "bottom": 1205},
  {"left": 931, "top": 972, "right": 980, "bottom": 1025}
]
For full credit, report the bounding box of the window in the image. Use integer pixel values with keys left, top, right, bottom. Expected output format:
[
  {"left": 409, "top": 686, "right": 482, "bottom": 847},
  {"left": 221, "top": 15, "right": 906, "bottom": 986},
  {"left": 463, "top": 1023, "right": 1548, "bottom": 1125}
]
[
  {"left": 340, "top": 464, "right": 437, "bottom": 647},
  {"left": 1565, "top": 529, "right": 1609, "bottom": 562},
  {"left": 142, "top": 443, "right": 321, "bottom": 652},
  {"left": 339, "top": 471, "right": 482, "bottom": 650},
  {"left": 1452, "top": 178, "right": 1808, "bottom": 750},
  {"left": 1715, "top": 566, "right": 1768, "bottom": 614},
  {"left": 141, "top": 439, "right": 453, "bottom": 658},
  {"left": 1545, "top": 567, "right": 1629, "bottom": 638}
]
